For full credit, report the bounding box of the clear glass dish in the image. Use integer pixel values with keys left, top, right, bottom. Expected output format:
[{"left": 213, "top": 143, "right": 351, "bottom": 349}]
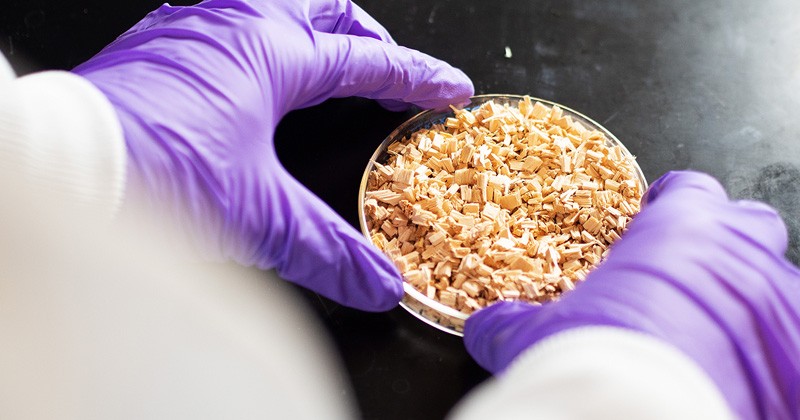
[{"left": 358, "top": 94, "right": 648, "bottom": 336}]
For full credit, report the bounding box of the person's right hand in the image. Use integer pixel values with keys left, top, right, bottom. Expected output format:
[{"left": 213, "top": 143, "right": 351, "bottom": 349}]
[
  {"left": 464, "top": 171, "right": 800, "bottom": 419},
  {"left": 73, "top": 0, "right": 473, "bottom": 311}
]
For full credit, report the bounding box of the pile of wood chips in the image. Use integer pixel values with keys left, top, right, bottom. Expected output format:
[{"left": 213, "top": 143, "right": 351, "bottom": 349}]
[{"left": 364, "top": 96, "right": 643, "bottom": 316}]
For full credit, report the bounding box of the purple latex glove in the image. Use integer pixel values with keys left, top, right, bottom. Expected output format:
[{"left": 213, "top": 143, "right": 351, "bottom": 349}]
[
  {"left": 464, "top": 171, "right": 800, "bottom": 419},
  {"left": 73, "top": 0, "right": 473, "bottom": 311}
]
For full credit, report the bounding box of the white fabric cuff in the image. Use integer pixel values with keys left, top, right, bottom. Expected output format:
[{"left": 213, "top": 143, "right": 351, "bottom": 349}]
[
  {"left": 449, "top": 327, "right": 734, "bottom": 420},
  {"left": 0, "top": 54, "right": 14, "bottom": 81},
  {"left": 0, "top": 69, "right": 126, "bottom": 220}
]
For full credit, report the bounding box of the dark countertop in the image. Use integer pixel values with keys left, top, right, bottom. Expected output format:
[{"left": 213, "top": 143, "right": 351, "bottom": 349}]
[{"left": 2, "top": 1, "right": 799, "bottom": 419}]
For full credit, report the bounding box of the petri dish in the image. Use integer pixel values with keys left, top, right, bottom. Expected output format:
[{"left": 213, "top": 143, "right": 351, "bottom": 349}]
[{"left": 358, "top": 94, "right": 647, "bottom": 336}]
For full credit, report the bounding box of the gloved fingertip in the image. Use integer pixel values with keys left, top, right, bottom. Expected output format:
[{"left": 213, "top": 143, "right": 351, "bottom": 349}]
[
  {"left": 736, "top": 199, "right": 782, "bottom": 219},
  {"left": 376, "top": 98, "right": 412, "bottom": 112},
  {"left": 406, "top": 66, "right": 474, "bottom": 111},
  {"left": 314, "top": 34, "right": 474, "bottom": 112},
  {"left": 268, "top": 185, "right": 404, "bottom": 312},
  {"left": 340, "top": 232, "right": 404, "bottom": 311},
  {"left": 644, "top": 170, "right": 727, "bottom": 206},
  {"left": 734, "top": 199, "right": 790, "bottom": 255},
  {"left": 362, "top": 265, "right": 405, "bottom": 311},
  {"left": 451, "top": 94, "right": 474, "bottom": 109}
]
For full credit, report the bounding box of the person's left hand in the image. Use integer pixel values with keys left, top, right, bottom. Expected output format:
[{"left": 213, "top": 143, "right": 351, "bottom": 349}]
[{"left": 73, "top": 0, "right": 474, "bottom": 311}]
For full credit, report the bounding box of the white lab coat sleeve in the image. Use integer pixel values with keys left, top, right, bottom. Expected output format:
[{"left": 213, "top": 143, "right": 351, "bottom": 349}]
[
  {"left": 448, "top": 326, "right": 735, "bottom": 420},
  {"left": 0, "top": 52, "right": 125, "bottom": 220},
  {"left": 0, "top": 52, "right": 354, "bottom": 420},
  {"left": 0, "top": 214, "right": 357, "bottom": 420}
]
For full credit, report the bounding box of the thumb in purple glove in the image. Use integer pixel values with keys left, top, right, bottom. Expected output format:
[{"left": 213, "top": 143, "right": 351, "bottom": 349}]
[
  {"left": 464, "top": 171, "right": 800, "bottom": 419},
  {"left": 73, "top": 0, "right": 474, "bottom": 311}
]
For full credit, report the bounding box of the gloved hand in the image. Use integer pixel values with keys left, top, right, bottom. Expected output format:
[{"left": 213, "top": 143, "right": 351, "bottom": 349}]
[
  {"left": 464, "top": 171, "right": 800, "bottom": 419},
  {"left": 73, "top": 0, "right": 473, "bottom": 311}
]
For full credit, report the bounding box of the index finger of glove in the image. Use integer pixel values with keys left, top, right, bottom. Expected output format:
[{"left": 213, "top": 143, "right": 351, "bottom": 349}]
[
  {"left": 300, "top": 32, "right": 474, "bottom": 110},
  {"left": 307, "top": 0, "right": 395, "bottom": 42}
]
